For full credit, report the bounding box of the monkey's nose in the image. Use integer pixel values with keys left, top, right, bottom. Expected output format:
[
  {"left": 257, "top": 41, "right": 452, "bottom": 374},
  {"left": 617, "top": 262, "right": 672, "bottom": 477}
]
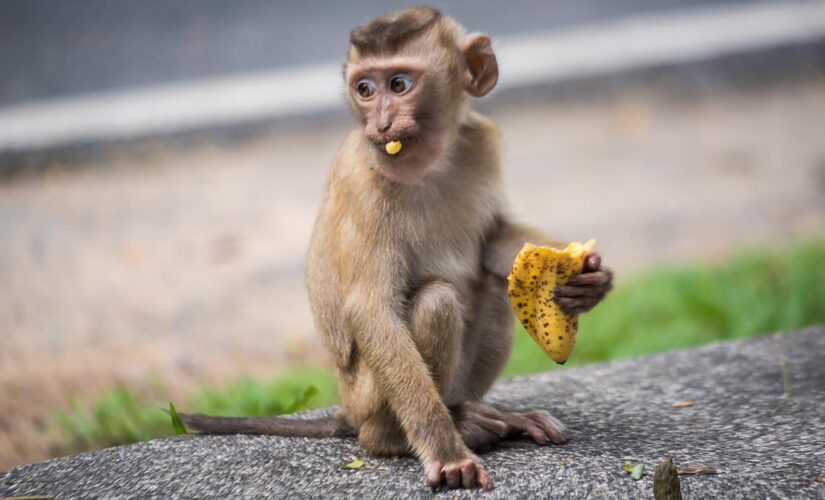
[{"left": 378, "top": 120, "right": 393, "bottom": 133}]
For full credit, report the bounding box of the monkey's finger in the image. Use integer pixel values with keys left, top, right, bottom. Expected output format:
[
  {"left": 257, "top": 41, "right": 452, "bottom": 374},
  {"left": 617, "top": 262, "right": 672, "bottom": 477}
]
[
  {"left": 554, "top": 297, "right": 581, "bottom": 314},
  {"left": 491, "top": 417, "right": 508, "bottom": 437},
  {"left": 553, "top": 285, "right": 589, "bottom": 298},
  {"left": 527, "top": 423, "right": 551, "bottom": 445},
  {"left": 476, "top": 464, "right": 494, "bottom": 491},
  {"left": 461, "top": 461, "right": 477, "bottom": 489},
  {"left": 546, "top": 427, "right": 569, "bottom": 445},
  {"left": 561, "top": 296, "right": 597, "bottom": 315},
  {"left": 508, "top": 415, "right": 550, "bottom": 445},
  {"left": 425, "top": 461, "right": 443, "bottom": 490},
  {"left": 566, "top": 269, "right": 612, "bottom": 286},
  {"left": 471, "top": 415, "right": 508, "bottom": 439},
  {"left": 444, "top": 464, "right": 462, "bottom": 489},
  {"left": 529, "top": 411, "right": 569, "bottom": 445},
  {"left": 557, "top": 295, "right": 605, "bottom": 315},
  {"left": 583, "top": 252, "right": 602, "bottom": 272}
]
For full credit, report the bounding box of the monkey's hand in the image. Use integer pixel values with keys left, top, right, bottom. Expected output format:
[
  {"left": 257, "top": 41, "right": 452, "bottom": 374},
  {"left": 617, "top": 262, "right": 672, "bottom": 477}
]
[
  {"left": 423, "top": 453, "right": 494, "bottom": 491},
  {"left": 553, "top": 252, "right": 613, "bottom": 315}
]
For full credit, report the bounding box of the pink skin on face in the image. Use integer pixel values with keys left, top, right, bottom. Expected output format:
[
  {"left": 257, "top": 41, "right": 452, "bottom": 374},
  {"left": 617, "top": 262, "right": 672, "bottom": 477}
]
[{"left": 347, "top": 58, "right": 448, "bottom": 184}]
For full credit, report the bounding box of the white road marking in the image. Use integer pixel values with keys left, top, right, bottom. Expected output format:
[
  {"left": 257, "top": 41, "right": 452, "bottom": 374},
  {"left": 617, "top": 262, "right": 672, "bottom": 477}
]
[{"left": 1, "top": 1, "right": 824, "bottom": 152}]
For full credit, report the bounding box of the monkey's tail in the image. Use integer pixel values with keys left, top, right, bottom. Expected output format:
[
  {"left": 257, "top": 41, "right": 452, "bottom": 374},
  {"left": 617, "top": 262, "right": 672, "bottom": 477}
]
[{"left": 177, "top": 412, "right": 356, "bottom": 438}]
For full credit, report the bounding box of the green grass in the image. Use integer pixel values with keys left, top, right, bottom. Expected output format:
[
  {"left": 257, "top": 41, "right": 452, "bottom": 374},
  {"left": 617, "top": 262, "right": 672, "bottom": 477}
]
[
  {"left": 54, "top": 240, "right": 825, "bottom": 454},
  {"left": 504, "top": 239, "right": 825, "bottom": 376},
  {"left": 53, "top": 366, "right": 338, "bottom": 455}
]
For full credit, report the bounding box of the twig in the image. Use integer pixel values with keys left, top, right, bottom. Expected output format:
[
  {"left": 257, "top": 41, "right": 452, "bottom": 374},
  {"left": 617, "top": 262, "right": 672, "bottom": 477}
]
[
  {"left": 771, "top": 335, "right": 793, "bottom": 416},
  {"left": 676, "top": 466, "right": 718, "bottom": 475}
]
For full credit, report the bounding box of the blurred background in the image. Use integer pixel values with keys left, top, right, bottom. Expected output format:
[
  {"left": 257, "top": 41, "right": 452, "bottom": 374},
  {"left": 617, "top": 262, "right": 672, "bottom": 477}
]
[{"left": 1, "top": 0, "right": 824, "bottom": 471}]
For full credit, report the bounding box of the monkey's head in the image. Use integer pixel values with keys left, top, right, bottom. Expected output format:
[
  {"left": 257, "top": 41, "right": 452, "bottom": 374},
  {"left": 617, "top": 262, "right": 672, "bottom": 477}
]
[{"left": 345, "top": 7, "right": 498, "bottom": 184}]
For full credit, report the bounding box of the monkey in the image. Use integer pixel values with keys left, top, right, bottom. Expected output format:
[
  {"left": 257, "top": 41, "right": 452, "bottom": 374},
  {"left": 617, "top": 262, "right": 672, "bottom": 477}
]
[{"left": 180, "top": 7, "right": 613, "bottom": 491}]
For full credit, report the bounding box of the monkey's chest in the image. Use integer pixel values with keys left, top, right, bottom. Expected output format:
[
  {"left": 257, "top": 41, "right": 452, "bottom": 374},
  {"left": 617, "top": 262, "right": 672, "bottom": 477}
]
[
  {"left": 410, "top": 241, "right": 480, "bottom": 282},
  {"left": 404, "top": 219, "right": 486, "bottom": 298},
  {"left": 393, "top": 177, "right": 500, "bottom": 296}
]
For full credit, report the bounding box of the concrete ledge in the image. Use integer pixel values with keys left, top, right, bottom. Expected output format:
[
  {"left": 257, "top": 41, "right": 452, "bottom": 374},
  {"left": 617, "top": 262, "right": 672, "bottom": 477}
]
[{"left": 2, "top": 327, "right": 824, "bottom": 498}]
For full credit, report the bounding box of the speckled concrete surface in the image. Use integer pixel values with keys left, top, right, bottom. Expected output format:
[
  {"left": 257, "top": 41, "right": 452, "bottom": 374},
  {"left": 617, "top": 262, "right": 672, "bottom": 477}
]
[{"left": 2, "top": 327, "right": 823, "bottom": 499}]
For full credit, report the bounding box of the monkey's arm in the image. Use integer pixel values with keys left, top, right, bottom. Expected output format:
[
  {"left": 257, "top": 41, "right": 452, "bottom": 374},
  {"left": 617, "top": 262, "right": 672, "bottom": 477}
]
[
  {"left": 482, "top": 215, "right": 612, "bottom": 314},
  {"left": 482, "top": 215, "right": 564, "bottom": 281},
  {"left": 344, "top": 283, "right": 470, "bottom": 463}
]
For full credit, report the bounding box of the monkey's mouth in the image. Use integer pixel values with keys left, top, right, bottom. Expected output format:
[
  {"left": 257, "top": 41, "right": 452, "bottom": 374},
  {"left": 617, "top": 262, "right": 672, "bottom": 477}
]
[{"left": 376, "top": 137, "right": 414, "bottom": 158}]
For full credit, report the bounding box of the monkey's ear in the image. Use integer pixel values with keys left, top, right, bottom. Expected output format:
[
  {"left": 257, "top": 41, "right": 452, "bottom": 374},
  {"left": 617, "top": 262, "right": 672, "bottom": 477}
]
[{"left": 461, "top": 34, "right": 499, "bottom": 97}]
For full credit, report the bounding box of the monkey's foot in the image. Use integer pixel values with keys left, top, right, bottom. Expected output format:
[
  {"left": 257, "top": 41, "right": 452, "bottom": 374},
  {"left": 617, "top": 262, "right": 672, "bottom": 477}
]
[
  {"left": 457, "top": 402, "right": 568, "bottom": 447},
  {"left": 453, "top": 402, "right": 508, "bottom": 450},
  {"left": 423, "top": 453, "right": 493, "bottom": 491}
]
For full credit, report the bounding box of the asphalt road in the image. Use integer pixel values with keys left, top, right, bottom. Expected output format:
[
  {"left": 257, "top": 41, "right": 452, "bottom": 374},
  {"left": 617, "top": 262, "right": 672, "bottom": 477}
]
[{"left": 0, "top": 0, "right": 771, "bottom": 106}]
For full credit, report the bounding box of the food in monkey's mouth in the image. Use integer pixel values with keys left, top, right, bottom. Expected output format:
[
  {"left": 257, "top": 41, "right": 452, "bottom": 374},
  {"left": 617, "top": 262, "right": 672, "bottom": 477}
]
[
  {"left": 507, "top": 239, "right": 596, "bottom": 364},
  {"left": 385, "top": 140, "right": 403, "bottom": 155}
]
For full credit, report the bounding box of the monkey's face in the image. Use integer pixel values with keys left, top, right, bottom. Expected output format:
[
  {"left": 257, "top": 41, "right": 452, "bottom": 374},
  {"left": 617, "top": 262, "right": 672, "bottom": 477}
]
[{"left": 347, "top": 56, "right": 456, "bottom": 184}]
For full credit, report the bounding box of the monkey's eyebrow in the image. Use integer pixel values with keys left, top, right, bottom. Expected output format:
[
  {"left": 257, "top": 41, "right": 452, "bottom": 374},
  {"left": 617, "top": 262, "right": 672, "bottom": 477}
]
[{"left": 348, "top": 59, "right": 426, "bottom": 81}]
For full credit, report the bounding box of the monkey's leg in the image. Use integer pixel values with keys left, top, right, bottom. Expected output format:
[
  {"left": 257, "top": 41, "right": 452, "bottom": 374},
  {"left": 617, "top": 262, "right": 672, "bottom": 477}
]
[
  {"left": 454, "top": 274, "right": 568, "bottom": 447},
  {"left": 450, "top": 402, "right": 508, "bottom": 451},
  {"left": 358, "top": 404, "right": 411, "bottom": 457},
  {"left": 449, "top": 273, "right": 513, "bottom": 402},
  {"left": 407, "top": 280, "right": 464, "bottom": 395}
]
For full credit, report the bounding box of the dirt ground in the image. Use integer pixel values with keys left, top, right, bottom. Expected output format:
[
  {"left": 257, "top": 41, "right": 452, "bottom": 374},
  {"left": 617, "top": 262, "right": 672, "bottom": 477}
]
[{"left": 1, "top": 76, "right": 824, "bottom": 470}]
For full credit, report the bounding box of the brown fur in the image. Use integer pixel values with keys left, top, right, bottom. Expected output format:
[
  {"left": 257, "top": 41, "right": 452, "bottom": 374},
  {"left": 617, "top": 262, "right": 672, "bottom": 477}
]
[
  {"left": 180, "top": 7, "right": 613, "bottom": 491},
  {"left": 349, "top": 6, "right": 442, "bottom": 55}
]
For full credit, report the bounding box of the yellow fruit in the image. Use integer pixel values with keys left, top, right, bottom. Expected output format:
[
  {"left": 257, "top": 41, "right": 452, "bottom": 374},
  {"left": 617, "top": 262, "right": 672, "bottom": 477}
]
[
  {"left": 385, "top": 141, "right": 403, "bottom": 155},
  {"left": 507, "top": 239, "right": 596, "bottom": 364}
]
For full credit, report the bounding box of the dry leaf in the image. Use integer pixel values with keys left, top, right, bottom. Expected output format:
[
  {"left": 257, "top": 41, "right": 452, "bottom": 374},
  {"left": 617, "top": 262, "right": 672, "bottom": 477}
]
[
  {"left": 671, "top": 401, "right": 695, "bottom": 408},
  {"left": 676, "top": 466, "right": 717, "bottom": 475},
  {"left": 340, "top": 457, "right": 365, "bottom": 470},
  {"left": 624, "top": 463, "right": 646, "bottom": 480}
]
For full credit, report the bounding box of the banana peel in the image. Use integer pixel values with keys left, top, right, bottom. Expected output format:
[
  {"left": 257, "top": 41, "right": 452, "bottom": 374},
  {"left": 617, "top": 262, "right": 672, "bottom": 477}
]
[{"left": 507, "top": 239, "right": 595, "bottom": 364}]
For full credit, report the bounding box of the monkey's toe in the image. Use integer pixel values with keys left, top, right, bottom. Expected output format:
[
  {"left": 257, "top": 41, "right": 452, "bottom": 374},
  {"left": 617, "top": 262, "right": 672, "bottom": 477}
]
[
  {"left": 526, "top": 410, "right": 569, "bottom": 445},
  {"left": 425, "top": 456, "right": 493, "bottom": 491}
]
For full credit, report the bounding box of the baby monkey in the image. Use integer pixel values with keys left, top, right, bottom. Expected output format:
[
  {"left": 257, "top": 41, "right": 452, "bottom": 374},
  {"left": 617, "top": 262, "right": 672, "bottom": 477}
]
[{"left": 181, "top": 7, "right": 612, "bottom": 491}]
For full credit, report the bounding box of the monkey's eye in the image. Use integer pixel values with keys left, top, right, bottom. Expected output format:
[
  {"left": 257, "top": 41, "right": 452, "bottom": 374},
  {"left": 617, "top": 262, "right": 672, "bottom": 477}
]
[
  {"left": 389, "top": 75, "right": 413, "bottom": 94},
  {"left": 356, "top": 80, "right": 376, "bottom": 99}
]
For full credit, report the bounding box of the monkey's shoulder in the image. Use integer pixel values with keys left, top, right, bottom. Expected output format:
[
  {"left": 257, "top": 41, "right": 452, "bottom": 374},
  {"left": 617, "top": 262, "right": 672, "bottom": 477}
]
[
  {"left": 328, "top": 130, "right": 366, "bottom": 177},
  {"left": 455, "top": 111, "right": 501, "bottom": 175},
  {"left": 459, "top": 111, "right": 500, "bottom": 148}
]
